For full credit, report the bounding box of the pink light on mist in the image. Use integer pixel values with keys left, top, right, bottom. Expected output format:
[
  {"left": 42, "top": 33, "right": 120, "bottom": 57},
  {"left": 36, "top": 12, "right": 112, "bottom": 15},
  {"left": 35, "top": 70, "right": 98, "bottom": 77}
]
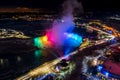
[{"left": 46, "top": 31, "right": 55, "bottom": 43}]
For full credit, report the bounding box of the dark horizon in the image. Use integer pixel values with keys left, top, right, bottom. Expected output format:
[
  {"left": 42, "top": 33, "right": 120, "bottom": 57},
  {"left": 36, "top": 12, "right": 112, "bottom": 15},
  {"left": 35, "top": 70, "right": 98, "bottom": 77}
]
[{"left": 0, "top": 0, "right": 120, "bottom": 11}]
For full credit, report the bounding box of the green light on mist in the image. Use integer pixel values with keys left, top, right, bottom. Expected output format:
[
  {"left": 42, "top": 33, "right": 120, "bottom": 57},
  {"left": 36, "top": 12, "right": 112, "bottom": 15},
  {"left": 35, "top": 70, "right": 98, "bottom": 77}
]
[{"left": 34, "top": 37, "right": 43, "bottom": 48}]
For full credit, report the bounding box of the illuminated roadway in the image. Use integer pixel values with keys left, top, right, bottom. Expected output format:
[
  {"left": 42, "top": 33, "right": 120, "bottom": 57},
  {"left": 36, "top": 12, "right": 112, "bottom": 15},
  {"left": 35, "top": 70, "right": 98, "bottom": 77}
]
[
  {"left": 16, "top": 58, "right": 61, "bottom": 80},
  {"left": 16, "top": 54, "right": 74, "bottom": 80},
  {"left": 16, "top": 23, "right": 119, "bottom": 80}
]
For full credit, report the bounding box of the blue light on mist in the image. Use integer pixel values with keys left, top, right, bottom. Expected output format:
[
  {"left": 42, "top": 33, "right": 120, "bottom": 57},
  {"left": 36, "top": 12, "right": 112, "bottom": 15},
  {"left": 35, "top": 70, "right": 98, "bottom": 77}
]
[
  {"left": 64, "top": 33, "right": 82, "bottom": 47},
  {"left": 97, "top": 65, "right": 103, "bottom": 71},
  {"left": 63, "top": 32, "right": 82, "bottom": 55}
]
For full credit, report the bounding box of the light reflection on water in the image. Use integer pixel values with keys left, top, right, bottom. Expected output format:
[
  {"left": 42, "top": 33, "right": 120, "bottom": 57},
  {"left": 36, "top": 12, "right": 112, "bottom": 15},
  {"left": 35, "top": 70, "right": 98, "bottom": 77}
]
[
  {"left": 0, "top": 59, "right": 9, "bottom": 66},
  {"left": 0, "top": 49, "right": 58, "bottom": 79}
]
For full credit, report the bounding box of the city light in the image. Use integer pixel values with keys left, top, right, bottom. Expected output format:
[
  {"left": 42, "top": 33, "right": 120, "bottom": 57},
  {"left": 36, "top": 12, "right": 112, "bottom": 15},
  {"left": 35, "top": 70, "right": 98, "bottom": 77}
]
[
  {"left": 97, "top": 65, "right": 103, "bottom": 71},
  {"left": 105, "top": 72, "right": 109, "bottom": 77}
]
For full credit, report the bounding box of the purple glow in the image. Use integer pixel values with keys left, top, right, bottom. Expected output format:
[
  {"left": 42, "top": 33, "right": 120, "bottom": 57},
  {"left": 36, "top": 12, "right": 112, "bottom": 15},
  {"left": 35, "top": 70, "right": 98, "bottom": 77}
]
[
  {"left": 34, "top": 0, "right": 83, "bottom": 57},
  {"left": 46, "top": 0, "right": 83, "bottom": 47}
]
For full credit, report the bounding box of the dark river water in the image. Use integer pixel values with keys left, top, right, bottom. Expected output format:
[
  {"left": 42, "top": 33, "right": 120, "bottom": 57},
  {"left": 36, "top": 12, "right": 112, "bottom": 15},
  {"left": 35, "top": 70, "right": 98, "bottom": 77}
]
[
  {"left": 0, "top": 18, "right": 55, "bottom": 79},
  {"left": 0, "top": 46, "right": 59, "bottom": 80}
]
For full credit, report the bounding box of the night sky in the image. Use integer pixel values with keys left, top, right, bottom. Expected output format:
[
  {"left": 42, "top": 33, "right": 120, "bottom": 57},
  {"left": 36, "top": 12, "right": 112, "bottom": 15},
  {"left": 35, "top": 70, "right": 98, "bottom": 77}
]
[{"left": 0, "top": 0, "right": 119, "bottom": 11}]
